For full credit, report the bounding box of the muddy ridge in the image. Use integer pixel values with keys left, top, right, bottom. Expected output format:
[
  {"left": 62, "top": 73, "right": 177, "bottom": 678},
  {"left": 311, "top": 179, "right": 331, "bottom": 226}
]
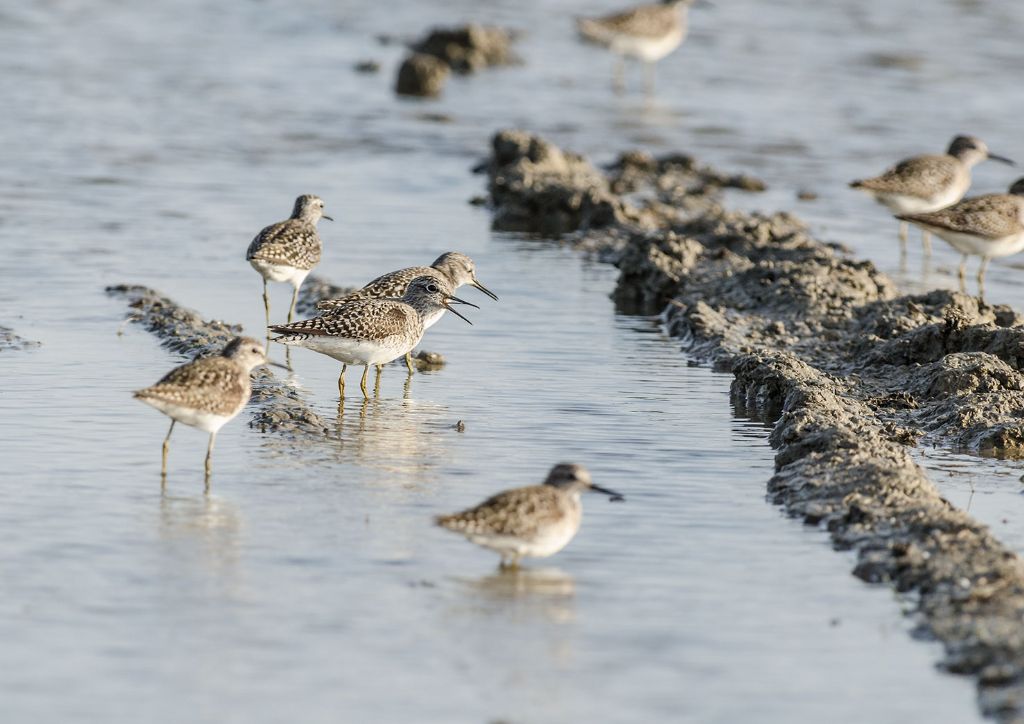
[{"left": 479, "top": 130, "right": 1024, "bottom": 723}]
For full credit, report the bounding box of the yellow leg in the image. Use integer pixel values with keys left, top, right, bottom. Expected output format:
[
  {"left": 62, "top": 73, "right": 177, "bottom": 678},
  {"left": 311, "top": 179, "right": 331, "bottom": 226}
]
[
  {"left": 374, "top": 364, "right": 383, "bottom": 397},
  {"left": 644, "top": 62, "right": 655, "bottom": 96},
  {"left": 978, "top": 257, "right": 990, "bottom": 301},
  {"left": 161, "top": 420, "right": 175, "bottom": 477},
  {"left": 405, "top": 352, "right": 415, "bottom": 374},
  {"left": 922, "top": 230, "right": 932, "bottom": 259},
  {"left": 205, "top": 432, "right": 217, "bottom": 482},
  {"left": 360, "top": 365, "right": 370, "bottom": 400},
  {"left": 288, "top": 284, "right": 299, "bottom": 323},
  {"left": 262, "top": 279, "right": 270, "bottom": 328},
  {"left": 338, "top": 364, "right": 347, "bottom": 398},
  {"left": 898, "top": 221, "right": 908, "bottom": 269},
  {"left": 958, "top": 254, "right": 968, "bottom": 293}
]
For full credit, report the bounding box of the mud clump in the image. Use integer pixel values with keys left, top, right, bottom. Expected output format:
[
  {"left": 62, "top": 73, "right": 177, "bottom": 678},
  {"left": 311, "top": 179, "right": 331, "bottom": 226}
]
[
  {"left": 107, "top": 284, "right": 331, "bottom": 440},
  {"left": 0, "top": 325, "right": 40, "bottom": 352},
  {"left": 411, "top": 24, "right": 517, "bottom": 73},
  {"left": 396, "top": 24, "right": 517, "bottom": 98},
  {"left": 395, "top": 53, "right": 450, "bottom": 98},
  {"left": 478, "top": 130, "right": 1024, "bottom": 723},
  {"left": 480, "top": 130, "right": 765, "bottom": 235}
]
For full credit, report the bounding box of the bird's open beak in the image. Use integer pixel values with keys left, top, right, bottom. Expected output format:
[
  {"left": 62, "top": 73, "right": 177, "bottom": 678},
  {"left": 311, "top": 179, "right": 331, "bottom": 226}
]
[
  {"left": 470, "top": 277, "right": 499, "bottom": 301},
  {"left": 443, "top": 293, "right": 479, "bottom": 325},
  {"left": 322, "top": 214, "right": 334, "bottom": 221},
  {"left": 590, "top": 483, "right": 625, "bottom": 502},
  {"left": 989, "top": 153, "right": 1015, "bottom": 166}
]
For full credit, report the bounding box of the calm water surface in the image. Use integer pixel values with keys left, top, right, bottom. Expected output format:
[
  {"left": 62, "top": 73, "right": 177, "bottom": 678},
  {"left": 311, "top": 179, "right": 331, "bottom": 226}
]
[{"left": 5, "top": 0, "right": 1023, "bottom": 721}]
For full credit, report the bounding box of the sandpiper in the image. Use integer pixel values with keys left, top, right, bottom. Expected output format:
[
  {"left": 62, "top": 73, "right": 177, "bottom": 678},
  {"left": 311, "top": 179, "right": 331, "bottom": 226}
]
[
  {"left": 897, "top": 178, "right": 1024, "bottom": 298},
  {"left": 246, "top": 194, "right": 332, "bottom": 325},
  {"left": 134, "top": 336, "right": 266, "bottom": 480},
  {"left": 577, "top": 0, "right": 694, "bottom": 94},
  {"left": 435, "top": 463, "right": 624, "bottom": 568},
  {"left": 269, "top": 275, "right": 477, "bottom": 399},
  {"left": 850, "top": 136, "right": 1014, "bottom": 262},
  {"left": 316, "top": 252, "right": 498, "bottom": 372}
]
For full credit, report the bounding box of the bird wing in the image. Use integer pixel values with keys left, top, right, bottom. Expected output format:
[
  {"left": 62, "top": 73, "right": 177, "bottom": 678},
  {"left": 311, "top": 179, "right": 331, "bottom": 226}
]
[
  {"left": 246, "top": 219, "right": 322, "bottom": 269},
  {"left": 315, "top": 267, "right": 432, "bottom": 310},
  {"left": 579, "top": 4, "right": 675, "bottom": 40},
  {"left": 436, "top": 485, "right": 565, "bottom": 539},
  {"left": 853, "top": 154, "right": 957, "bottom": 199},
  {"left": 271, "top": 301, "right": 415, "bottom": 341},
  {"left": 134, "top": 356, "right": 249, "bottom": 415},
  {"left": 900, "top": 195, "right": 1024, "bottom": 239}
]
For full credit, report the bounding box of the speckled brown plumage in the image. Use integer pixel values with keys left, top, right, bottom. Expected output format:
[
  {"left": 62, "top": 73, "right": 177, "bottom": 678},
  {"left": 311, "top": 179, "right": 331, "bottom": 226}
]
[
  {"left": 270, "top": 300, "right": 420, "bottom": 342},
  {"left": 246, "top": 194, "right": 327, "bottom": 270},
  {"left": 317, "top": 267, "right": 447, "bottom": 309},
  {"left": 899, "top": 193, "right": 1024, "bottom": 239},
  {"left": 580, "top": 1, "right": 684, "bottom": 40},
  {"left": 850, "top": 154, "right": 961, "bottom": 200},
  {"left": 436, "top": 485, "right": 571, "bottom": 539},
  {"left": 134, "top": 343, "right": 257, "bottom": 417},
  {"left": 315, "top": 251, "right": 494, "bottom": 312}
]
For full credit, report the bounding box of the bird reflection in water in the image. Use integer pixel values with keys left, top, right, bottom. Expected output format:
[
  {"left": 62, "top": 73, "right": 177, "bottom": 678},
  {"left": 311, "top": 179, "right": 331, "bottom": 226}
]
[{"left": 158, "top": 491, "right": 242, "bottom": 586}]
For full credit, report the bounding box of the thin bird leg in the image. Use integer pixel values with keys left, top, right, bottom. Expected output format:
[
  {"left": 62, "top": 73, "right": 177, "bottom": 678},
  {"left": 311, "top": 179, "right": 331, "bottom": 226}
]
[
  {"left": 921, "top": 230, "right": 932, "bottom": 259},
  {"left": 262, "top": 279, "right": 271, "bottom": 328},
  {"left": 338, "top": 364, "right": 347, "bottom": 398},
  {"left": 613, "top": 55, "right": 625, "bottom": 93},
  {"left": 405, "top": 352, "right": 415, "bottom": 374},
  {"left": 205, "top": 432, "right": 217, "bottom": 481},
  {"left": 644, "top": 62, "right": 656, "bottom": 96},
  {"left": 977, "top": 257, "right": 990, "bottom": 300},
  {"left": 161, "top": 420, "right": 175, "bottom": 477},
  {"left": 898, "top": 221, "right": 909, "bottom": 269},
  {"left": 360, "top": 364, "right": 370, "bottom": 400},
  {"left": 958, "top": 254, "right": 968, "bottom": 293},
  {"left": 374, "top": 364, "right": 383, "bottom": 397},
  {"left": 288, "top": 284, "right": 299, "bottom": 324}
]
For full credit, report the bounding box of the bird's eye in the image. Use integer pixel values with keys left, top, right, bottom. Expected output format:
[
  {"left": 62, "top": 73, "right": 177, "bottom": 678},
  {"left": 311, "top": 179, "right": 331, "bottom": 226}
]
[{"left": 427, "top": 284, "right": 438, "bottom": 292}]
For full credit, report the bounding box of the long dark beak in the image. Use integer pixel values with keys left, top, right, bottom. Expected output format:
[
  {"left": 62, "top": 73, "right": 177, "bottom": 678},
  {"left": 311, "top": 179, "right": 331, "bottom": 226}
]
[
  {"left": 322, "top": 214, "right": 334, "bottom": 221},
  {"left": 444, "top": 293, "right": 478, "bottom": 325},
  {"left": 265, "top": 359, "right": 290, "bottom": 370},
  {"left": 590, "top": 483, "right": 625, "bottom": 502},
  {"left": 988, "top": 153, "right": 1015, "bottom": 166},
  {"left": 470, "top": 277, "right": 499, "bottom": 301}
]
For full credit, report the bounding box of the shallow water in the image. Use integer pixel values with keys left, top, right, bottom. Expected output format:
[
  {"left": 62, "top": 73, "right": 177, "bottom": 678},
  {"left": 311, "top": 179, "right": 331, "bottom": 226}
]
[{"left": 3, "top": 0, "right": 1022, "bottom": 721}]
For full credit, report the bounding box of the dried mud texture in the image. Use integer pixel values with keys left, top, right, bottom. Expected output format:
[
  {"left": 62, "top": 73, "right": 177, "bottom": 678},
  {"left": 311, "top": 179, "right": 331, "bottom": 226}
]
[
  {"left": 480, "top": 131, "right": 1024, "bottom": 723},
  {"left": 480, "top": 131, "right": 765, "bottom": 235},
  {"left": 395, "top": 53, "right": 450, "bottom": 97},
  {"left": 0, "top": 325, "right": 40, "bottom": 352},
  {"left": 411, "top": 24, "right": 518, "bottom": 73},
  {"left": 396, "top": 24, "right": 517, "bottom": 98},
  {"left": 106, "top": 285, "right": 332, "bottom": 440}
]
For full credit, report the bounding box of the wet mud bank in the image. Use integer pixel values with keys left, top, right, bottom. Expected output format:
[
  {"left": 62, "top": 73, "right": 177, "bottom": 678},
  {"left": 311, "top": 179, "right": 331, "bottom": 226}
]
[
  {"left": 107, "top": 284, "right": 332, "bottom": 440},
  {"left": 480, "top": 131, "right": 1024, "bottom": 722}
]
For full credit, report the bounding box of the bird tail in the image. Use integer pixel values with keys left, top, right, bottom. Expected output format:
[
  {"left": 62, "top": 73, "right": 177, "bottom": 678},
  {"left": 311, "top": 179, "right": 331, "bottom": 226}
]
[
  {"left": 576, "top": 17, "right": 613, "bottom": 45},
  {"left": 849, "top": 179, "right": 865, "bottom": 189}
]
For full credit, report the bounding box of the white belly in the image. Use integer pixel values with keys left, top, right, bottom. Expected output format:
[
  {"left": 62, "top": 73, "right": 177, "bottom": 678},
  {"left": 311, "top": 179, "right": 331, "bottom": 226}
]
[
  {"left": 469, "top": 515, "right": 581, "bottom": 560},
  {"left": 932, "top": 230, "right": 1024, "bottom": 259},
  {"left": 870, "top": 182, "right": 967, "bottom": 215},
  {"left": 613, "top": 26, "right": 685, "bottom": 62},
  {"left": 282, "top": 334, "right": 417, "bottom": 366},
  {"left": 250, "top": 259, "right": 309, "bottom": 287},
  {"left": 139, "top": 398, "right": 236, "bottom": 433}
]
